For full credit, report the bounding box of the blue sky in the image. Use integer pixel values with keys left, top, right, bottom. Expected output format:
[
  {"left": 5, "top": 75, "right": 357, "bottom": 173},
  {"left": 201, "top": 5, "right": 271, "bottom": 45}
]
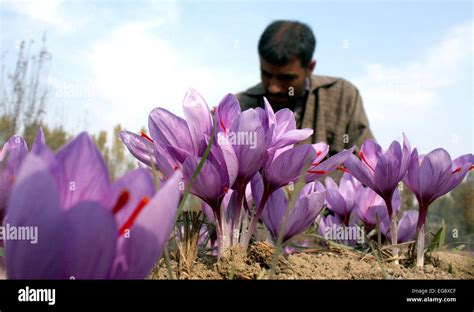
[{"left": 0, "top": 0, "right": 472, "bottom": 157}]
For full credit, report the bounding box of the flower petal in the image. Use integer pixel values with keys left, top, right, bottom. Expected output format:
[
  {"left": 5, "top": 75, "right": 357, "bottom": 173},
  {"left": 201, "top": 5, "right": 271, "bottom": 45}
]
[
  {"left": 5, "top": 156, "right": 63, "bottom": 279},
  {"left": 62, "top": 201, "right": 117, "bottom": 279},
  {"left": 417, "top": 148, "right": 452, "bottom": 204},
  {"left": 439, "top": 153, "right": 473, "bottom": 196},
  {"left": 53, "top": 133, "right": 110, "bottom": 210},
  {"left": 397, "top": 210, "right": 418, "bottom": 243},
  {"left": 325, "top": 188, "right": 347, "bottom": 217},
  {"left": 260, "top": 187, "right": 287, "bottom": 239},
  {"left": 119, "top": 130, "right": 158, "bottom": 168},
  {"left": 231, "top": 109, "right": 268, "bottom": 184},
  {"left": 265, "top": 144, "right": 315, "bottom": 190},
  {"left": 306, "top": 147, "right": 355, "bottom": 182},
  {"left": 30, "top": 128, "right": 45, "bottom": 153},
  {"left": 112, "top": 171, "right": 181, "bottom": 279},
  {"left": 183, "top": 88, "right": 212, "bottom": 155},
  {"left": 108, "top": 168, "right": 155, "bottom": 229},
  {"left": 183, "top": 156, "right": 224, "bottom": 207},
  {"left": 148, "top": 107, "right": 194, "bottom": 153},
  {"left": 1, "top": 134, "right": 28, "bottom": 173},
  {"left": 344, "top": 153, "right": 377, "bottom": 190},
  {"left": 263, "top": 97, "right": 276, "bottom": 130},
  {"left": 286, "top": 191, "right": 325, "bottom": 241},
  {"left": 272, "top": 129, "right": 314, "bottom": 149},
  {"left": 216, "top": 93, "right": 241, "bottom": 133},
  {"left": 250, "top": 172, "right": 264, "bottom": 209},
  {"left": 360, "top": 139, "right": 382, "bottom": 170},
  {"left": 373, "top": 152, "right": 400, "bottom": 197}
]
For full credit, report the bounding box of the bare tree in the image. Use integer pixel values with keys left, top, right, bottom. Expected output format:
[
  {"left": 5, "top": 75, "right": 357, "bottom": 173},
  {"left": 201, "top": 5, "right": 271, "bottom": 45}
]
[{"left": 1, "top": 34, "right": 51, "bottom": 143}]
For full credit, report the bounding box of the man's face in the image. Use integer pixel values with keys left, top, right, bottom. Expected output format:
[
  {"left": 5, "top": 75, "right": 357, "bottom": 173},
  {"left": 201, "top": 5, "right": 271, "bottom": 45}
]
[{"left": 260, "top": 57, "right": 315, "bottom": 110}]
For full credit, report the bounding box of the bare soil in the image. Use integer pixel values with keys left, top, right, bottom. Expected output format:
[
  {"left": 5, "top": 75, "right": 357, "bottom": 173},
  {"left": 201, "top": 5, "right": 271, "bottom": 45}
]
[{"left": 148, "top": 242, "right": 474, "bottom": 280}]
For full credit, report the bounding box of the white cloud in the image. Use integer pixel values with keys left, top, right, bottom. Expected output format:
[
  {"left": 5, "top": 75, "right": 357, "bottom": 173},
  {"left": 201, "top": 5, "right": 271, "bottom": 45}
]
[
  {"left": 1, "top": 0, "right": 73, "bottom": 31},
  {"left": 87, "top": 21, "right": 255, "bottom": 133},
  {"left": 353, "top": 20, "right": 473, "bottom": 155},
  {"left": 355, "top": 20, "right": 473, "bottom": 121}
]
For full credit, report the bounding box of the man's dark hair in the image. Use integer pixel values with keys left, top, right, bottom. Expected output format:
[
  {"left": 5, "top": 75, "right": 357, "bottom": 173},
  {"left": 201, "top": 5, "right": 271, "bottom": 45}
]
[{"left": 258, "top": 20, "right": 316, "bottom": 68}]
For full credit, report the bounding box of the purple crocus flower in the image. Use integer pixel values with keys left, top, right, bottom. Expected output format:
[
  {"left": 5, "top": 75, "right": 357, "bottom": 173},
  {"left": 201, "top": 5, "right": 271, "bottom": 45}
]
[
  {"left": 353, "top": 187, "right": 401, "bottom": 230},
  {"left": 0, "top": 133, "right": 28, "bottom": 279},
  {"left": 344, "top": 135, "right": 411, "bottom": 216},
  {"left": 182, "top": 155, "right": 230, "bottom": 210},
  {"left": 317, "top": 214, "right": 342, "bottom": 238},
  {"left": 149, "top": 88, "right": 212, "bottom": 161},
  {"left": 263, "top": 141, "right": 355, "bottom": 193},
  {"left": 181, "top": 153, "right": 238, "bottom": 255},
  {"left": 119, "top": 130, "right": 181, "bottom": 177},
  {"left": 380, "top": 210, "right": 418, "bottom": 244},
  {"left": 253, "top": 173, "right": 326, "bottom": 243},
  {"left": 214, "top": 95, "right": 272, "bottom": 248},
  {"left": 317, "top": 213, "right": 363, "bottom": 246},
  {"left": 260, "top": 98, "right": 313, "bottom": 161},
  {"left": 344, "top": 135, "right": 411, "bottom": 261},
  {"left": 317, "top": 214, "right": 342, "bottom": 244},
  {"left": 5, "top": 133, "right": 181, "bottom": 279},
  {"left": 228, "top": 109, "right": 268, "bottom": 190},
  {"left": 0, "top": 135, "right": 28, "bottom": 218},
  {"left": 240, "top": 142, "right": 354, "bottom": 248},
  {"left": 0, "top": 129, "right": 46, "bottom": 219},
  {"left": 216, "top": 95, "right": 314, "bottom": 201},
  {"left": 121, "top": 88, "right": 212, "bottom": 175},
  {"left": 324, "top": 173, "right": 363, "bottom": 226},
  {"left": 403, "top": 148, "right": 473, "bottom": 267}
]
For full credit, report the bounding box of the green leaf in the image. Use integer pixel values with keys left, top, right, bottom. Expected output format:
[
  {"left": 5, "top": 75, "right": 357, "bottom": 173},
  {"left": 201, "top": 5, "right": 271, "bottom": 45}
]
[
  {"left": 426, "top": 220, "right": 447, "bottom": 252},
  {"left": 438, "top": 218, "right": 446, "bottom": 249},
  {"left": 452, "top": 244, "right": 465, "bottom": 253}
]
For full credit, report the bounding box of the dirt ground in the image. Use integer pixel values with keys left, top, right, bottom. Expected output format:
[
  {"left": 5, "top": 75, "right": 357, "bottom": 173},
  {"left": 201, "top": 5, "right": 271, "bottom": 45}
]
[{"left": 148, "top": 242, "right": 474, "bottom": 280}]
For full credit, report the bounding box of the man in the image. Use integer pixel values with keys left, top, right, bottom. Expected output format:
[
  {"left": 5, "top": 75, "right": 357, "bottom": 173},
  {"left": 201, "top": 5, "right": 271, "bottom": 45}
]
[{"left": 237, "top": 20, "right": 374, "bottom": 156}]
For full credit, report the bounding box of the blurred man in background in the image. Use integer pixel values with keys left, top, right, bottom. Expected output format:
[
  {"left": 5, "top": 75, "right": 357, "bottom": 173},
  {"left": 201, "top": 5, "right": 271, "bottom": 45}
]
[{"left": 237, "top": 20, "right": 374, "bottom": 156}]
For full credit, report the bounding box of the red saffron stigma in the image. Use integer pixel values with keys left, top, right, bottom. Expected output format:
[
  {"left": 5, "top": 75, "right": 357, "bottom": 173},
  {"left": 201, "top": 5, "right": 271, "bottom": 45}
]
[
  {"left": 470, "top": 165, "right": 474, "bottom": 171},
  {"left": 112, "top": 190, "right": 130, "bottom": 215},
  {"left": 219, "top": 115, "right": 227, "bottom": 134},
  {"left": 359, "top": 151, "right": 375, "bottom": 172},
  {"left": 140, "top": 131, "right": 154, "bottom": 143},
  {"left": 307, "top": 170, "right": 328, "bottom": 175},
  {"left": 338, "top": 166, "right": 350, "bottom": 173},
  {"left": 452, "top": 167, "right": 462, "bottom": 174},
  {"left": 119, "top": 196, "right": 150, "bottom": 237},
  {"left": 316, "top": 151, "right": 322, "bottom": 156},
  {"left": 223, "top": 187, "right": 229, "bottom": 193}
]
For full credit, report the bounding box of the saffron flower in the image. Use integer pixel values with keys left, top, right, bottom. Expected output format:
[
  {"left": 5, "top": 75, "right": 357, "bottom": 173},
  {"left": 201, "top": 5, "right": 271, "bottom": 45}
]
[
  {"left": 353, "top": 187, "right": 401, "bottom": 230},
  {"left": 403, "top": 148, "right": 473, "bottom": 267},
  {"left": 121, "top": 88, "right": 212, "bottom": 176},
  {"left": 344, "top": 135, "right": 411, "bottom": 261},
  {"left": 380, "top": 210, "right": 418, "bottom": 244},
  {"left": 5, "top": 133, "right": 181, "bottom": 279},
  {"left": 324, "top": 173, "right": 363, "bottom": 226},
  {"left": 253, "top": 173, "right": 326, "bottom": 243},
  {"left": 0, "top": 129, "right": 46, "bottom": 219},
  {"left": 243, "top": 143, "right": 354, "bottom": 247}
]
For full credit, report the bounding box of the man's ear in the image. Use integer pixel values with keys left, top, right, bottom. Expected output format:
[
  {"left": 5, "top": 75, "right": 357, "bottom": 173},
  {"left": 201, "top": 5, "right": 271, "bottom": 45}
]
[{"left": 307, "top": 59, "right": 316, "bottom": 76}]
